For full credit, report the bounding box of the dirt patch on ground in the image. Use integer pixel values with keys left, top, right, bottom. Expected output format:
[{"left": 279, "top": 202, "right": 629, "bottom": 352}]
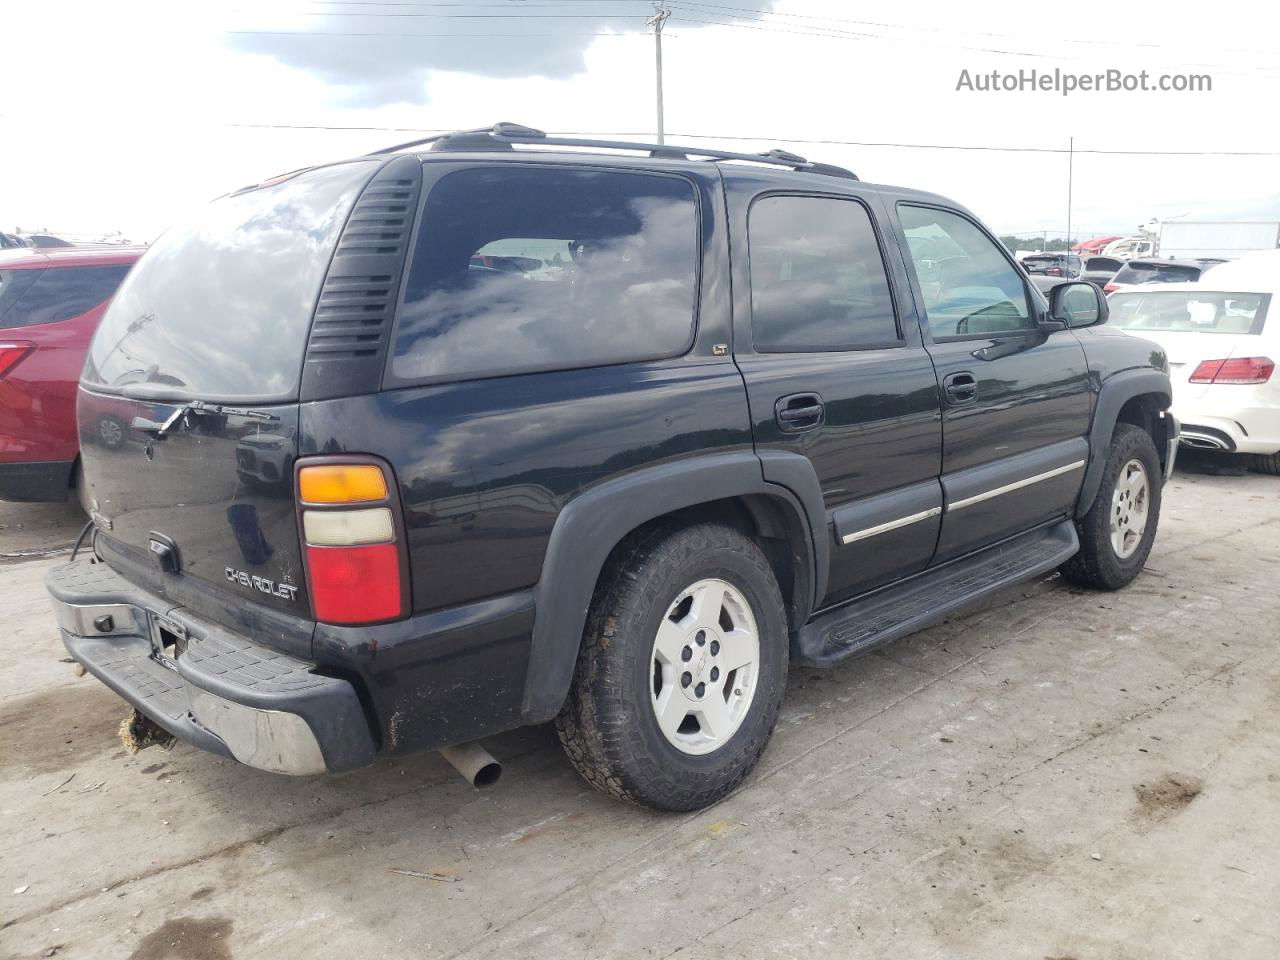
[
  {"left": 1134, "top": 773, "right": 1203, "bottom": 821},
  {"left": 0, "top": 682, "right": 126, "bottom": 776},
  {"left": 129, "top": 917, "right": 232, "bottom": 960}
]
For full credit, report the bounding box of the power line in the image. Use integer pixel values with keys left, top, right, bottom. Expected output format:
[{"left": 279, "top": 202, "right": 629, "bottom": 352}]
[
  {"left": 666, "top": 11, "right": 1280, "bottom": 77},
  {"left": 226, "top": 29, "right": 655, "bottom": 36},
  {"left": 222, "top": 123, "right": 1280, "bottom": 156},
  {"left": 671, "top": 0, "right": 1280, "bottom": 59}
]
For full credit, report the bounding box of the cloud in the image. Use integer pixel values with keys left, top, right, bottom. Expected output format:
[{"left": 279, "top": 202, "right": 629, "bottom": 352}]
[{"left": 226, "top": 1, "right": 777, "bottom": 107}]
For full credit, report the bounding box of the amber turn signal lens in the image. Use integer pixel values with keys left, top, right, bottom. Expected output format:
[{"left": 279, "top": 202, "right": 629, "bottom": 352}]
[{"left": 298, "top": 464, "right": 388, "bottom": 504}]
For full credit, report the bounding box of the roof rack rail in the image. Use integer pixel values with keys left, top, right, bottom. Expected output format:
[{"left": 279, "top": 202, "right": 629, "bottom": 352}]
[{"left": 369, "top": 123, "right": 858, "bottom": 180}]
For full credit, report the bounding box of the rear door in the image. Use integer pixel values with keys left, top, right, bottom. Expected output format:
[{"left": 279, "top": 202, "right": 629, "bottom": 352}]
[
  {"left": 889, "top": 201, "right": 1092, "bottom": 562},
  {"left": 77, "top": 159, "right": 381, "bottom": 656},
  {"left": 727, "top": 178, "right": 943, "bottom": 608}
]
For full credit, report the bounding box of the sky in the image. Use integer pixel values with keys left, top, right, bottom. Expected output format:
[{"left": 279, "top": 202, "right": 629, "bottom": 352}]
[{"left": 2, "top": 0, "right": 1279, "bottom": 243}]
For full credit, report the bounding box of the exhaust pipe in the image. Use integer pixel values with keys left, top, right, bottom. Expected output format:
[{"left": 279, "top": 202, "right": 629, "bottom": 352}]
[{"left": 439, "top": 742, "right": 502, "bottom": 788}]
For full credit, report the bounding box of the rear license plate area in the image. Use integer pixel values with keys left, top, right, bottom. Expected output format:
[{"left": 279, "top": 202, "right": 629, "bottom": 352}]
[{"left": 148, "top": 612, "right": 188, "bottom": 669}]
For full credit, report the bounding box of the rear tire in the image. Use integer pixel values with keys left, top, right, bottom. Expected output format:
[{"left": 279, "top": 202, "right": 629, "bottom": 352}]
[
  {"left": 1060, "top": 423, "right": 1162, "bottom": 591},
  {"left": 1251, "top": 452, "right": 1280, "bottom": 476},
  {"left": 555, "top": 522, "right": 788, "bottom": 811}
]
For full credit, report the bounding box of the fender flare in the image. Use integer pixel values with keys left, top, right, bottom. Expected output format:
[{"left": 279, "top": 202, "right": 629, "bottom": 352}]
[
  {"left": 1077, "top": 369, "right": 1172, "bottom": 517},
  {"left": 521, "top": 450, "right": 826, "bottom": 723}
]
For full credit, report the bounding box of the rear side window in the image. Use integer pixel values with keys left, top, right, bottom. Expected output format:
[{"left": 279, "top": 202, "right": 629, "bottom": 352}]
[
  {"left": 1, "top": 264, "right": 131, "bottom": 330},
  {"left": 83, "top": 160, "right": 377, "bottom": 402},
  {"left": 748, "top": 195, "right": 899, "bottom": 352},
  {"left": 391, "top": 166, "right": 698, "bottom": 383}
]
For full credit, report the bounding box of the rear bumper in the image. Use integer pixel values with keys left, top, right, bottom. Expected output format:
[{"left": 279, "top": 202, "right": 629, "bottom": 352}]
[
  {"left": 1173, "top": 410, "right": 1280, "bottom": 455},
  {"left": 1163, "top": 412, "right": 1181, "bottom": 481},
  {"left": 0, "top": 459, "right": 74, "bottom": 502},
  {"left": 47, "top": 560, "right": 377, "bottom": 775}
]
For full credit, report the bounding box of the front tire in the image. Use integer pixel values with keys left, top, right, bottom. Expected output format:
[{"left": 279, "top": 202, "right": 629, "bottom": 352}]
[
  {"left": 1060, "top": 423, "right": 1162, "bottom": 590},
  {"left": 555, "top": 522, "right": 788, "bottom": 811}
]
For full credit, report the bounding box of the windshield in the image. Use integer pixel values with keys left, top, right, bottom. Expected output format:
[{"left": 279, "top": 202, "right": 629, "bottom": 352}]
[
  {"left": 1108, "top": 290, "right": 1270, "bottom": 336},
  {"left": 83, "top": 160, "right": 376, "bottom": 402}
]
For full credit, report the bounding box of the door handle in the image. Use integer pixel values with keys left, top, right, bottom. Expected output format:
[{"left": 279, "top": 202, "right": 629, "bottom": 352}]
[
  {"left": 943, "top": 371, "right": 978, "bottom": 405},
  {"left": 775, "top": 393, "right": 825, "bottom": 433}
]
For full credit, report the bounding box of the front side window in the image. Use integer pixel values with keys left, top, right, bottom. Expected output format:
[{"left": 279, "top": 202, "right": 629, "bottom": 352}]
[
  {"left": 899, "top": 205, "right": 1033, "bottom": 338},
  {"left": 748, "top": 195, "right": 899, "bottom": 352},
  {"left": 1, "top": 264, "right": 131, "bottom": 330},
  {"left": 391, "top": 166, "right": 699, "bottom": 383}
]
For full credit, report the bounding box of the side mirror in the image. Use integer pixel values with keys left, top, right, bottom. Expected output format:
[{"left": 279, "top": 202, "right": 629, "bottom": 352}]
[{"left": 1049, "top": 281, "right": 1108, "bottom": 328}]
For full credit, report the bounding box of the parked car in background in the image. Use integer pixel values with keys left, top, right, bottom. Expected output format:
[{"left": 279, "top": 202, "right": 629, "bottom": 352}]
[
  {"left": 1108, "top": 282, "right": 1278, "bottom": 473},
  {"left": 1104, "top": 258, "right": 1225, "bottom": 293},
  {"left": 1, "top": 232, "right": 30, "bottom": 250},
  {"left": 1080, "top": 255, "right": 1124, "bottom": 290},
  {"left": 47, "top": 124, "right": 1176, "bottom": 812},
  {"left": 1196, "top": 249, "right": 1280, "bottom": 287},
  {"left": 1022, "top": 253, "right": 1082, "bottom": 278},
  {"left": 0, "top": 246, "right": 143, "bottom": 502},
  {"left": 1103, "top": 236, "right": 1157, "bottom": 260}
]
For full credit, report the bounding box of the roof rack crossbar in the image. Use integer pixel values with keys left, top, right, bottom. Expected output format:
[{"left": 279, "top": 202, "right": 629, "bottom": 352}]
[{"left": 369, "top": 123, "right": 858, "bottom": 179}]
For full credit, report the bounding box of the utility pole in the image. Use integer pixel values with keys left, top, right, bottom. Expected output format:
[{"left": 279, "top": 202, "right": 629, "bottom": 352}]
[
  {"left": 648, "top": 2, "right": 671, "bottom": 143},
  {"left": 1066, "top": 136, "right": 1075, "bottom": 257}
]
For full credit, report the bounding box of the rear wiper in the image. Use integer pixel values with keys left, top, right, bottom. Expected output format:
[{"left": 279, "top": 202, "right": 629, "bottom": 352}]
[{"left": 131, "top": 401, "right": 280, "bottom": 440}]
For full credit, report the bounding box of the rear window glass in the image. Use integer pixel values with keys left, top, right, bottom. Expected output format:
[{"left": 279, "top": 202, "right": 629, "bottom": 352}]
[
  {"left": 1, "top": 264, "right": 131, "bottom": 330},
  {"left": 0, "top": 268, "right": 42, "bottom": 327},
  {"left": 748, "top": 195, "right": 899, "bottom": 351},
  {"left": 391, "top": 166, "right": 698, "bottom": 383},
  {"left": 83, "top": 160, "right": 376, "bottom": 402},
  {"left": 1113, "top": 262, "right": 1201, "bottom": 285},
  {"left": 1108, "top": 291, "right": 1269, "bottom": 335}
]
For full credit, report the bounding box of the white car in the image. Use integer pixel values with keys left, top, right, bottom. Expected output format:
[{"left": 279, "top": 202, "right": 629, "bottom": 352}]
[{"left": 1107, "top": 281, "right": 1279, "bottom": 474}]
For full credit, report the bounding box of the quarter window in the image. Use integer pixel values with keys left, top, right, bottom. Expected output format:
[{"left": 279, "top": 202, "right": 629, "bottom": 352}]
[
  {"left": 392, "top": 167, "right": 699, "bottom": 382},
  {"left": 748, "top": 196, "right": 899, "bottom": 352},
  {"left": 899, "top": 205, "right": 1033, "bottom": 338}
]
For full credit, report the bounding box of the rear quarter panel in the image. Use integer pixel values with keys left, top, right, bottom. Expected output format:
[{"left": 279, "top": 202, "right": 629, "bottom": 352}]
[{"left": 0, "top": 300, "right": 107, "bottom": 464}]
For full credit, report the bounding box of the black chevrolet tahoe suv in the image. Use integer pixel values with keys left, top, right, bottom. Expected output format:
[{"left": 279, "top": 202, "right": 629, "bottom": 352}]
[{"left": 47, "top": 124, "right": 1178, "bottom": 811}]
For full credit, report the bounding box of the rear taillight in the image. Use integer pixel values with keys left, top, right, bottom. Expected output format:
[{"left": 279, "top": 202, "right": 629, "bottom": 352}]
[
  {"left": 1103, "top": 283, "right": 1119, "bottom": 293},
  {"left": 1188, "top": 357, "right": 1274, "bottom": 385},
  {"left": 297, "top": 460, "right": 407, "bottom": 625},
  {"left": 0, "top": 342, "right": 34, "bottom": 378}
]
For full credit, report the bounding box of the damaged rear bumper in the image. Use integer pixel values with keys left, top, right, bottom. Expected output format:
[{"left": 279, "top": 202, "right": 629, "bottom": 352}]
[{"left": 47, "top": 559, "right": 376, "bottom": 775}]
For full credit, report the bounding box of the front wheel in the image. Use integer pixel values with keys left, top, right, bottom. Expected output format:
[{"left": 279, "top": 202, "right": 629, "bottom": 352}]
[
  {"left": 1060, "top": 423, "right": 1162, "bottom": 590},
  {"left": 555, "top": 522, "right": 789, "bottom": 811}
]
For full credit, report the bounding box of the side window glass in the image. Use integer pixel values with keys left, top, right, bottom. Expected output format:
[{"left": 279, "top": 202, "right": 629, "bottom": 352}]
[
  {"left": 899, "top": 205, "right": 1033, "bottom": 338},
  {"left": 392, "top": 167, "right": 699, "bottom": 383},
  {"left": 3, "top": 264, "right": 132, "bottom": 329},
  {"left": 748, "top": 195, "right": 899, "bottom": 352}
]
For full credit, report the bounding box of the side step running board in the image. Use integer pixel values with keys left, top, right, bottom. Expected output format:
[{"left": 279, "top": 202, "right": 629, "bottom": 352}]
[{"left": 795, "top": 519, "right": 1079, "bottom": 668}]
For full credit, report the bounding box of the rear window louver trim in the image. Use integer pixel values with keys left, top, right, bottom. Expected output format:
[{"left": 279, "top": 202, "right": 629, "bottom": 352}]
[{"left": 300, "top": 157, "right": 423, "bottom": 401}]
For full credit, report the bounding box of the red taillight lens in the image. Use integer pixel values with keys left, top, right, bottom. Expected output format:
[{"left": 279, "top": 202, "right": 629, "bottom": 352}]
[
  {"left": 1189, "top": 357, "right": 1274, "bottom": 385},
  {"left": 1103, "top": 283, "right": 1119, "bottom": 293},
  {"left": 0, "top": 342, "right": 34, "bottom": 378},
  {"left": 305, "top": 544, "right": 402, "bottom": 624},
  {"left": 297, "top": 459, "right": 407, "bottom": 625}
]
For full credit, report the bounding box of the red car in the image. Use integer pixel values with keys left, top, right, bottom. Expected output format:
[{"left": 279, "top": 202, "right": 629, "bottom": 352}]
[{"left": 0, "top": 246, "right": 144, "bottom": 502}]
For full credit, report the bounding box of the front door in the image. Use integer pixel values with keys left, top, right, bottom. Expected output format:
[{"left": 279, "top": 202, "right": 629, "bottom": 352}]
[
  {"left": 727, "top": 182, "right": 943, "bottom": 608},
  {"left": 890, "top": 201, "right": 1093, "bottom": 562}
]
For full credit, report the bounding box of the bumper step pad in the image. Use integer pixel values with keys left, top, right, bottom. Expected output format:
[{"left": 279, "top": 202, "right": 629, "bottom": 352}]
[{"left": 47, "top": 559, "right": 377, "bottom": 773}]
